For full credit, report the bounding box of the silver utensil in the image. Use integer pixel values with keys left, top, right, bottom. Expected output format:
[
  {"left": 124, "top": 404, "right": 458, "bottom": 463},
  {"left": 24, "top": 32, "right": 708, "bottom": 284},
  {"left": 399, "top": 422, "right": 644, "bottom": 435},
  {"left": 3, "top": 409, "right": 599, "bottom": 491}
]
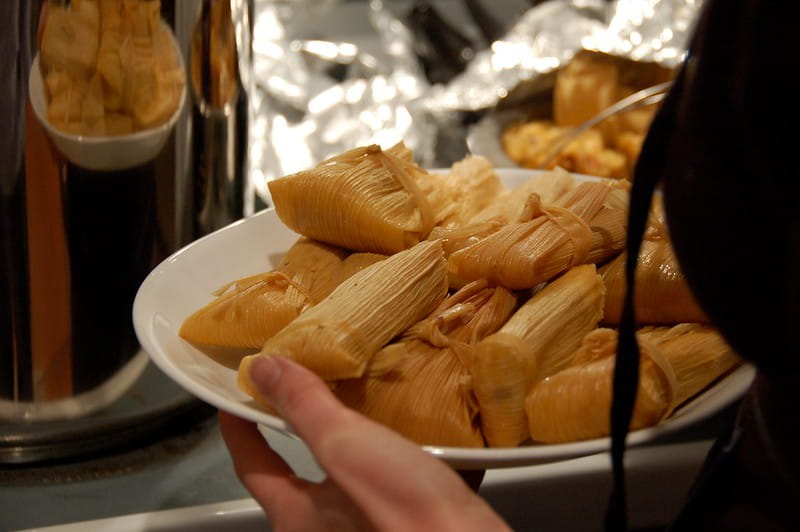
[{"left": 536, "top": 80, "right": 674, "bottom": 169}]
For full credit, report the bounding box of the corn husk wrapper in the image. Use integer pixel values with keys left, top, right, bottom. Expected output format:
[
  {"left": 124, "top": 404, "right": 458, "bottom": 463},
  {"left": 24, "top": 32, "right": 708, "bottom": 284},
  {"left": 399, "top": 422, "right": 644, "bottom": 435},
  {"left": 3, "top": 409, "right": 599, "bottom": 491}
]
[
  {"left": 467, "top": 166, "right": 576, "bottom": 224},
  {"left": 179, "top": 238, "right": 384, "bottom": 350},
  {"left": 446, "top": 180, "right": 628, "bottom": 290},
  {"left": 525, "top": 328, "right": 677, "bottom": 444},
  {"left": 551, "top": 179, "right": 630, "bottom": 263},
  {"left": 425, "top": 156, "right": 506, "bottom": 229},
  {"left": 639, "top": 324, "right": 741, "bottom": 405},
  {"left": 471, "top": 264, "right": 605, "bottom": 447},
  {"left": 448, "top": 202, "right": 592, "bottom": 291},
  {"left": 268, "top": 143, "right": 442, "bottom": 255},
  {"left": 569, "top": 184, "right": 629, "bottom": 265},
  {"left": 427, "top": 167, "right": 577, "bottom": 257},
  {"left": 41, "top": 1, "right": 100, "bottom": 81},
  {"left": 600, "top": 234, "right": 708, "bottom": 326},
  {"left": 525, "top": 323, "right": 739, "bottom": 444},
  {"left": 238, "top": 240, "right": 449, "bottom": 397},
  {"left": 334, "top": 280, "right": 518, "bottom": 447}
]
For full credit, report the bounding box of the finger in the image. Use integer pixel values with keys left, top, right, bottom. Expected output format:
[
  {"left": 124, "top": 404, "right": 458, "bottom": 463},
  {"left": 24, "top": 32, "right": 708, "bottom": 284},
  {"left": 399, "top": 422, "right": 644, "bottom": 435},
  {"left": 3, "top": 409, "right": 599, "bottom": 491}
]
[
  {"left": 218, "top": 410, "right": 307, "bottom": 515},
  {"left": 218, "top": 411, "right": 374, "bottom": 531},
  {"left": 248, "top": 356, "right": 497, "bottom": 530}
]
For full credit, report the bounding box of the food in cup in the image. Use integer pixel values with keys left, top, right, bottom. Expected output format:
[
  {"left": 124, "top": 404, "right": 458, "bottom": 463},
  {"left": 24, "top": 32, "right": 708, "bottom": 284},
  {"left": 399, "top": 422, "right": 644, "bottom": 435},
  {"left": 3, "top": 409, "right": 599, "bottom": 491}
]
[{"left": 39, "top": 0, "right": 185, "bottom": 136}]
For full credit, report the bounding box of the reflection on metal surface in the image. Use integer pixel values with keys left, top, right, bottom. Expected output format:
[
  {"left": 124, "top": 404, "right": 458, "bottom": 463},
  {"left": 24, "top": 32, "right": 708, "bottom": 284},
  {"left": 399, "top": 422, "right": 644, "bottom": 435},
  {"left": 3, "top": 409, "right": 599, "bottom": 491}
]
[
  {"left": 0, "top": 362, "right": 215, "bottom": 466},
  {"left": 186, "top": 0, "right": 248, "bottom": 241},
  {"left": 233, "top": 0, "right": 701, "bottom": 207}
]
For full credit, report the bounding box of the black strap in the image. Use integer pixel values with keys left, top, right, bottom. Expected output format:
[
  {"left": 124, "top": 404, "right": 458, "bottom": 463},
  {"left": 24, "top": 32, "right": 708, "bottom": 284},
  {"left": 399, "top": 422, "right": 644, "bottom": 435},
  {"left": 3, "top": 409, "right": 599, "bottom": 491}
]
[{"left": 604, "top": 56, "right": 685, "bottom": 532}]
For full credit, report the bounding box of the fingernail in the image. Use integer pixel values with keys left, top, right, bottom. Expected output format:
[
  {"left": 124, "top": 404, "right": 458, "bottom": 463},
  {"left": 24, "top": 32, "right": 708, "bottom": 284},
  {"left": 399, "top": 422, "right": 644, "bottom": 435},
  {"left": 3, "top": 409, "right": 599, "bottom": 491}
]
[{"left": 249, "top": 355, "right": 282, "bottom": 397}]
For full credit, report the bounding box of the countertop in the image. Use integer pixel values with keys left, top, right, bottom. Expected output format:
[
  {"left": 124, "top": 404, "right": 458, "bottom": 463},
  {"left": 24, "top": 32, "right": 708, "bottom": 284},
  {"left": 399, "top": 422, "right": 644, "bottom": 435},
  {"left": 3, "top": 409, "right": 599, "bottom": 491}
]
[{"left": 0, "top": 366, "right": 736, "bottom": 532}]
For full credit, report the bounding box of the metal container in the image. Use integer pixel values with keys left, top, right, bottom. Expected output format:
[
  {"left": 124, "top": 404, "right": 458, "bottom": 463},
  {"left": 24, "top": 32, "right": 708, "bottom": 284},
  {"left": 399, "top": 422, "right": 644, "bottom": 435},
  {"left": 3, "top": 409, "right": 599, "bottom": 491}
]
[
  {"left": 180, "top": 0, "right": 249, "bottom": 243},
  {"left": 0, "top": 0, "right": 184, "bottom": 425}
]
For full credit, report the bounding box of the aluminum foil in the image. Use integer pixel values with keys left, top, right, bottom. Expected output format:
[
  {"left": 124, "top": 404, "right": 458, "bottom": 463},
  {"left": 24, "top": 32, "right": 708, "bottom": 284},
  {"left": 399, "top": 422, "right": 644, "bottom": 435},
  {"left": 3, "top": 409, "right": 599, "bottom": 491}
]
[
  {"left": 240, "top": 0, "right": 703, "bottom": 207},
  {"left": 428, "top": 0, "right": 699, "bottom": 112}
]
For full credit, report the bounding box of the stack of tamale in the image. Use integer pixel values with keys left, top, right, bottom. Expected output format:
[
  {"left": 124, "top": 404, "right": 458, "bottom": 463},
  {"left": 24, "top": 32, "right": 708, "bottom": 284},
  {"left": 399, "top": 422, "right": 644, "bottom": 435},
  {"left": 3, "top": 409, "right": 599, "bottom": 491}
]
[{"left": 179, "top": 143, "right": 742, "bottom": 447}]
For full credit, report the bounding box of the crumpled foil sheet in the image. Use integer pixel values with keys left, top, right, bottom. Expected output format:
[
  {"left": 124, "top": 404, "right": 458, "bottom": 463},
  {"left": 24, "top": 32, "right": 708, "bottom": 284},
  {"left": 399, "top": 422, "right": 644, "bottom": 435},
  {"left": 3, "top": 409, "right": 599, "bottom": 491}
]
[
  {"left": 426, "top": 0, "right": 696, "bottom": 112},
  {"left": 241, "top": 0, "right": 702, "bottom": 208}
]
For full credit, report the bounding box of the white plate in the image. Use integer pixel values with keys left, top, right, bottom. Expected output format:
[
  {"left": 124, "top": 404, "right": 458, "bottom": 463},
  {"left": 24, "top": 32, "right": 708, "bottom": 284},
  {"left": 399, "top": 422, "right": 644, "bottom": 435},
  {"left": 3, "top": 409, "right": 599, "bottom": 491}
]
[{"left": 133, "top": 168, "right": 755, "bottom": 469}]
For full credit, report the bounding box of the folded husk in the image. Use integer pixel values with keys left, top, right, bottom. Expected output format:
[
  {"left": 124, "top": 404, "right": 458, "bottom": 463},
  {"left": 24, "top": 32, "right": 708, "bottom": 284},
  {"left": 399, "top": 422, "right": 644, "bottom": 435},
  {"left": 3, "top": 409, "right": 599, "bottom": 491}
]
[
  {"left": 268, "top": 143, "right": 438, "bottom": 254},
  {"left": 179, "top": 238, "right": 383, "bottom": 349},
  {"left": 447, "top": 202, "right": 593, "bottom": 290},
  {"left": 334, "top": 280, "right": 517, "bottom": 447},
  {"left": 238, "top": 240, "right": 449, "bottom": 398},
  {"left": 471, "top": 264, "right": 606, "bottom": 446},
  {"left": 446, "top": 180, "right": 628, "bottom": 290},
  {"left": 639, "top": 324, "right": 741, "bottom": 405},
  {"left": 467, "top": 166, "right": 576, "bottom": 224},
  {"left": 600, "top": 238, "right": 708, "bottom": 326},
  {"left": 424, "top": 156, "right": 505, "bottom": 229},
  {"left": 525, "top": 328, "right": 676, "bottom": 443},
  {"left": 337, "top": 343, "right": 485, "bottom": 447},
  {"left": 554, "top": 179, "right": 630, "bottom": 264}
]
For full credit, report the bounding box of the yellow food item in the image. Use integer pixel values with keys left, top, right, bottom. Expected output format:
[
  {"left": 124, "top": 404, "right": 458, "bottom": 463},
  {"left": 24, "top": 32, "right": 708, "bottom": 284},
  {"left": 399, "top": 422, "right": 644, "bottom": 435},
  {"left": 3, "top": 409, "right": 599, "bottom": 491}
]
[
  {"left": 427, "top": 167, "right": 577, "bottom": 265},
  {"left": 525, "top": 324, "right": 739, "bottom": 443},
  {"left": 268, "top": 143, "right": 438, "bottom": 255},
  {"left": 502, "top": 122, "right": 629, "bottom": 179},
  {"left": 179, "top": 144, "right": 737, "bottom": 448},
  {"left": 269, "top": 143, "right": 507, "bottom": 256},
  {"left": 40, "top": 0, "right": 100, "bottom": 81},
  {"left": 179, "top": 238, "right": 385, "bottom": 350},
  {"left": 238, "top": 239, "right": 449, "bottom": 394},
  {"left": 426, "top": 155, "right": 505, "bottom": 229},
  {"left": 502, "top": 51, "right": 674, "bottom": 180},
  {"left": 39, "top": 0, "right": 184, "bottom": 136},
  {"left": 639, "top": 324, "right": 741, "bottom": 406},
  {"left": 599, "top": 199, "right": 707, "bottom": 325},
  {"left": 335, "top": 280, "right": 518, "bottom": 448},
  {"left": 471, "top": 265, "right": 605, "bottom": 447},
  {"left": 555, "top": 179, "right": 629, "bottom": 265},
  {"left": 525, "top": 328, "right": 675, "bottom": 443},
  {"left": 446, "top": 179, "right": 628, "bottom": 290},
  {"left": 600, "top": 239, "right": 708, "bottom": 326},
  {"left": 467, "top": 166, "right": 576, "bottom": 225}
]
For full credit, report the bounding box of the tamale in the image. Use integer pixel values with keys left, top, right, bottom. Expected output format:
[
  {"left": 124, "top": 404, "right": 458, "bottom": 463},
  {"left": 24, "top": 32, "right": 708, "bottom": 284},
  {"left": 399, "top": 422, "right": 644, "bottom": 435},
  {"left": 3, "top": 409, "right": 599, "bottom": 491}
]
[
  {"left": 80, "top": 74, "right": 106, "bottom": 136},
  {"left": 447, "top": 202, "right": 592, "bottom": 290},
  {"left": 468, "top": 166, "right": 576, "bottom": 224},
  {"left": 335, "top": 280, "right": 518, "bottom": 448},
  {"left": 425, "top": 156, "right": 505, "bottom": 229},
  {"left": 600, "top": 233, "right": 708, "bottom": 326},
  {"left": 46, "top": 71, "right": 87, "bottom": 133},
  {"left": 551, "top": 179, "right": 630, "bottom": 263},
  {"left": 577, "top": 185, "right": 629, "bottom": 264},
  {"left": 471, "top": 265, "right": 605, "bottom": 447},
  {"left": 339, "top": 343, "right": 484, "bottom": 447},
  {"left": 179, "top": 238, "right": 384, "bottom": 350},
  {"left": 97, "top": 0, "right": 124, "bottom": 111},
  {"left": 427, "top": 167, "right": 576, "bottom": 258},
  {"left": 40, "top": 0, "right": 100, "bottom": 80},
  {"left": 525, "top": 328, "right": 676, "bottom": 443},
  {"left": 639, "top": 324, "right": 741, "bottom": 405},
  {"left": 268, "top": 143, "right": 440, "bottom": 254},
  {"left": 238, "top": 240, "right": 449, "bottom": 397},
  {"left": 446, "top": 180, "right": 628, "bottom": 290}
]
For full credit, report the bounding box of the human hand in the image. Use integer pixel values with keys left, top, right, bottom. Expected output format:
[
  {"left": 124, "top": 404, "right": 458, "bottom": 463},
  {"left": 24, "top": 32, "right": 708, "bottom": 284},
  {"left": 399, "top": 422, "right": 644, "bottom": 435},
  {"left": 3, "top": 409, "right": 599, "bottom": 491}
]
[{"left": 219, "top": 355, "right": 510, "bottom": 532}]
